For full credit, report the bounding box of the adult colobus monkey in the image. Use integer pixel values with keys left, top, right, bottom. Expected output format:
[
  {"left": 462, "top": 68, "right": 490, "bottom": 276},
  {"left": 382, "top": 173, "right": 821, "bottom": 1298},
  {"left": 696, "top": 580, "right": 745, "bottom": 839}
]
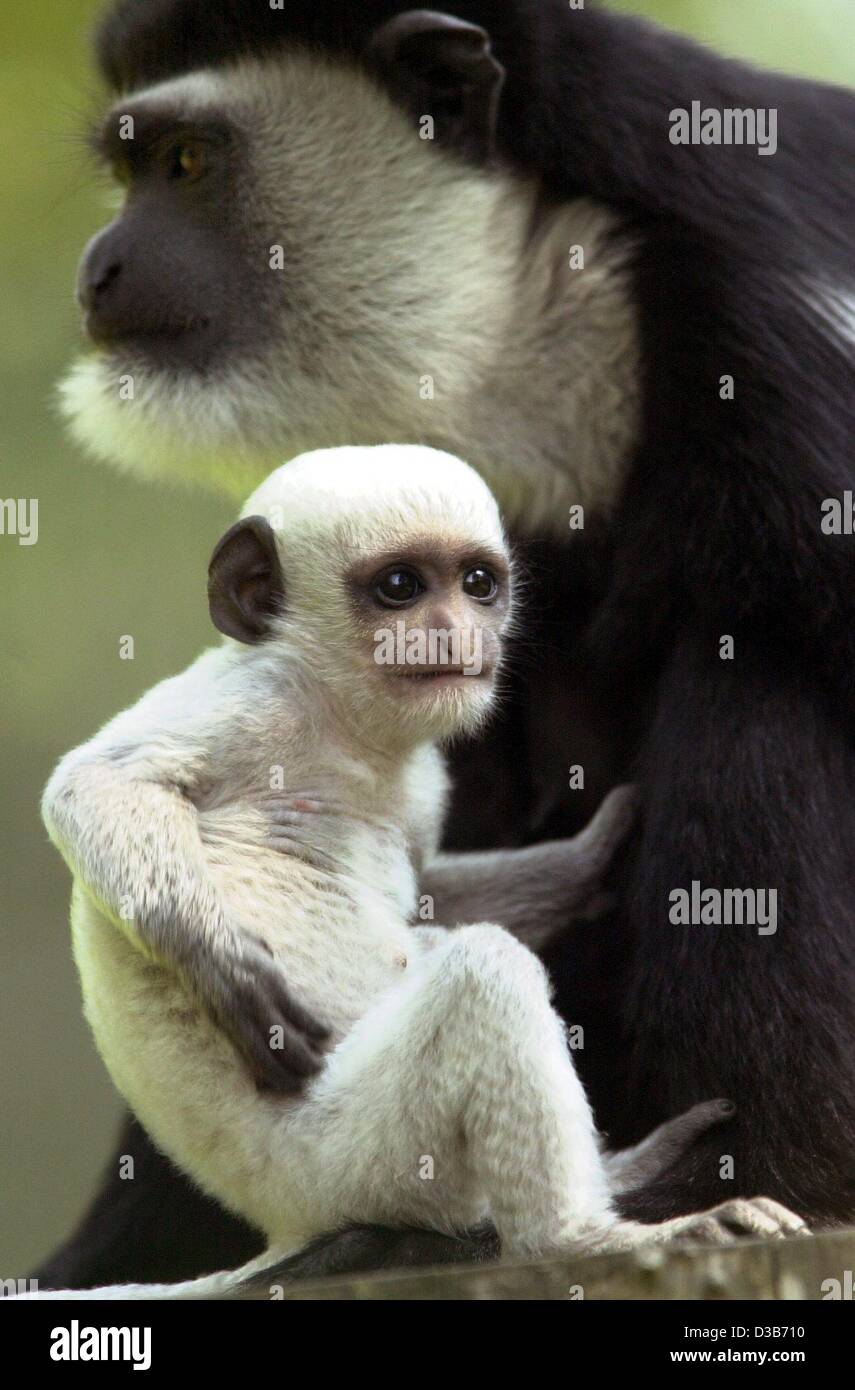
[
  {"left": 38, "top": 0, "right": 854, "bottom": 1288},
  {"left": 31, "top": 446, "right": 805, "bottom": 1302}
]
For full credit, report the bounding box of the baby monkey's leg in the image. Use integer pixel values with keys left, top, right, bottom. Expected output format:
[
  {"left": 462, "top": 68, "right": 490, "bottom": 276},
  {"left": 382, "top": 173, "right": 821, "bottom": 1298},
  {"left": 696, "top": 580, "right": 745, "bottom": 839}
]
[
  {"left": 300, "top": 929, "right": 808, "bottom": 1260},
  {"left": 303, "top": 924, "right": 616, "bottom": 1259}
]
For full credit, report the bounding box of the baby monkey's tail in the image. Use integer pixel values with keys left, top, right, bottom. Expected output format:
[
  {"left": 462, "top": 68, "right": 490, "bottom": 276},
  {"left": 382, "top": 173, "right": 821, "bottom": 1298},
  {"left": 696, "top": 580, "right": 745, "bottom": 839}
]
[{"left": 603, "top": 1098, "right": 736, "bottom": 1196}]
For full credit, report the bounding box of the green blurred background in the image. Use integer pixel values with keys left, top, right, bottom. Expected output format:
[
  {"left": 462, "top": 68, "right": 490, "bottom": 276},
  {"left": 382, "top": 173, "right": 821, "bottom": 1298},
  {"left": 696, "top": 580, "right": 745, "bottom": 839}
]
[{"left": 1, "top": 0, "right": 853, "bottom": 1277}]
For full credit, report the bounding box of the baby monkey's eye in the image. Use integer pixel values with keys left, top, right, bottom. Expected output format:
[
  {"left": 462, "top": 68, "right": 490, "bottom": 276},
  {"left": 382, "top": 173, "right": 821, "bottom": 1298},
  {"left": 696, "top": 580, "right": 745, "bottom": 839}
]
[
  {"left": 374, "top": 567, "right": 424, "bottom": 607},
  {"left": 462, "top": 567, "right": 498, "bottom": 602}
]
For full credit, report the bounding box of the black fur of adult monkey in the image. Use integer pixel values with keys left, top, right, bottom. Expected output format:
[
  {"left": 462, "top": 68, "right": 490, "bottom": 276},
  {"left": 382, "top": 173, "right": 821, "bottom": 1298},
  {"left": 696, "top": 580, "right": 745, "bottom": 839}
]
[{"left": 37, "top": 0, "right": 855, "bottom": 1288}]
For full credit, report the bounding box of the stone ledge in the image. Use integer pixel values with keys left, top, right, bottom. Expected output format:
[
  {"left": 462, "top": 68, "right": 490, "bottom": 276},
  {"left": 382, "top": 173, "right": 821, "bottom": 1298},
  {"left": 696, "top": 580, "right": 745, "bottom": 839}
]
[{"left": 260, "top": 1229, "right": 855, "bottom": 1300}]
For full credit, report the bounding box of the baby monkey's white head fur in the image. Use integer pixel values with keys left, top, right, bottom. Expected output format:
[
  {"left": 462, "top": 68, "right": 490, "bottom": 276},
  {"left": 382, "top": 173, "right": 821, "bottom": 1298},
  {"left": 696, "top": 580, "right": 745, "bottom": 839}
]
[{"left": 209, "top": 445, "right": 514, "bottom": 749}]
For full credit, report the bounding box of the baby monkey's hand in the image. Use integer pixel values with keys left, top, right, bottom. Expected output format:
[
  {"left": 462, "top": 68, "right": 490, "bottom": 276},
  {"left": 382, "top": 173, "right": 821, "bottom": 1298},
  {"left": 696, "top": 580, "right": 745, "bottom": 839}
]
[
  {"left": 555, "top": 783, "right": 639, "bottom": 920},
  {"left": 182, "top": 935, "right": 331, "bottom": 1094},
  {"left": 516, "top": 784, "right": 639, "bottom": 950},
  {"left": 419, "top": 785, "right": 639, "bottom": 952}
]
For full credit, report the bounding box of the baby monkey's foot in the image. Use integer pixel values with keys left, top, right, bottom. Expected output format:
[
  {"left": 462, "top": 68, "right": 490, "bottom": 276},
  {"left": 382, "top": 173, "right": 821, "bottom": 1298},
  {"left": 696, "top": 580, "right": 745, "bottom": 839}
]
[{"left": 595, "top": 1198, "right": 809, "bottom": 1255}]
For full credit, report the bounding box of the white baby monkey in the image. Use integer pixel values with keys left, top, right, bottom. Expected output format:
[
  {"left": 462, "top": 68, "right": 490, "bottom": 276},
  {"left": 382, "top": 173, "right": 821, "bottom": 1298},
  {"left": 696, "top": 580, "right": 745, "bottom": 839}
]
[{"left": 38, "top": 445, "right": 805, "bottom": 1299}]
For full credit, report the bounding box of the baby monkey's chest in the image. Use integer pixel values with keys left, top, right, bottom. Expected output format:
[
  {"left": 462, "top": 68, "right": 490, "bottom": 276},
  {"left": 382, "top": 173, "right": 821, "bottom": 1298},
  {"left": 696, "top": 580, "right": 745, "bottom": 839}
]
[
  {"left": 207, "top": 799, "right": 420, "bottom": 1032},
  {"left": 263, "top": 792, "right": 421, "bottom": 917}
]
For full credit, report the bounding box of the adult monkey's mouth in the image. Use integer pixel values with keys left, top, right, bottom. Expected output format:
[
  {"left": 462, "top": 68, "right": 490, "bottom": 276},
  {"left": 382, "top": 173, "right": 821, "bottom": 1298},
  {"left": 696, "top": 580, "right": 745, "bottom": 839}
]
[{"left": 83, "top": 313, "right": 213, "bottom": 347}]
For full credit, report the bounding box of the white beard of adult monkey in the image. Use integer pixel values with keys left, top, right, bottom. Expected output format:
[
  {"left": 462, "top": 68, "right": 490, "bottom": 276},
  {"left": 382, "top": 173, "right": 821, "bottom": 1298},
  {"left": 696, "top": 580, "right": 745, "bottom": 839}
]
[
  {"left": 30, "top": 445, "right": 805, "bottom": 1301},
  {"left": 61, "top": 50, "right": 640, "bottom": 531}
]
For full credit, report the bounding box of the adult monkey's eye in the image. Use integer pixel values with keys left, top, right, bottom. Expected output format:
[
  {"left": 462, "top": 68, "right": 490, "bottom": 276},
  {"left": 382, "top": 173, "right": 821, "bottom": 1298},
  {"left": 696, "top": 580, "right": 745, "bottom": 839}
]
[
  {"left": 374, "top": 568, "right": 424, "bottom": 607},
  {"left": 170, "top": 141, "right": 207, "bottom": 181},
  {"left": 462, "top": 567, "right": 498, "bottom": 601}
]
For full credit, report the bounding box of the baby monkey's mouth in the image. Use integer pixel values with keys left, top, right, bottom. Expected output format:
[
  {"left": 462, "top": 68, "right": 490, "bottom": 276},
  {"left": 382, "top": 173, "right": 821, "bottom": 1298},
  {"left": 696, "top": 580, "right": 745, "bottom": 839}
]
[{"left": 390, "top": 666, "right": 491, "bottom": 682}]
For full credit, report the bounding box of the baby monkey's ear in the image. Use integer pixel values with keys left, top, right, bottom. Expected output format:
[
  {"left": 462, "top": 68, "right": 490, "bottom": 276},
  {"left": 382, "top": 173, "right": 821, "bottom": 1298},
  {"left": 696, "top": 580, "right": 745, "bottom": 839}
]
[{"left": 208, "top": 515, "right": 285, "bottom": 644}]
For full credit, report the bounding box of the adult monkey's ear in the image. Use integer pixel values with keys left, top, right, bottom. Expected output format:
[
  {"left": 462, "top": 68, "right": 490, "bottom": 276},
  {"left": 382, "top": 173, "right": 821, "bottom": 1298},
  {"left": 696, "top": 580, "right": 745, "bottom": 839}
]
[
  {"left": 208, "top": 516, "right": 285, "bottom": 644},
  {"left": 367, "top": 10, "right": 505, "bottom": 164}
]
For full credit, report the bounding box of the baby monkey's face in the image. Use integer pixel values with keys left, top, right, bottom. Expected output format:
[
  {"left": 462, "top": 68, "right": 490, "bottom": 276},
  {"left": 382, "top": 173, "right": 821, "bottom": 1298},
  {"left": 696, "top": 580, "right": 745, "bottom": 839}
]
[
  {"left": 344, "top": 538, "right": 513, "bottom": 742},
  {"left": 216, "top": 446, "right": 515, "bottom": 747}
]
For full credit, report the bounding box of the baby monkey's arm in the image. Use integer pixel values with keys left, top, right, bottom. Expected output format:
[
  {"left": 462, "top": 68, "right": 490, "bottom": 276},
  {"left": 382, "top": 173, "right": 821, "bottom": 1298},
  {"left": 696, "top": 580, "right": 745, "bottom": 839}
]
[
  {"left": 421, "top": 786, "right": 637, "bottom": 950},
  {"left": 42, "top": 661, "right": 329, "bottom": 1093}
]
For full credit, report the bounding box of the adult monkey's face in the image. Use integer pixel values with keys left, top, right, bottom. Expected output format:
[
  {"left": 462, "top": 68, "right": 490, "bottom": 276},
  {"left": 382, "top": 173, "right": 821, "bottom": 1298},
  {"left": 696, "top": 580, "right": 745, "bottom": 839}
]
[{"left": 63, "top": 12, "right": 515, "bottom": 496}]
